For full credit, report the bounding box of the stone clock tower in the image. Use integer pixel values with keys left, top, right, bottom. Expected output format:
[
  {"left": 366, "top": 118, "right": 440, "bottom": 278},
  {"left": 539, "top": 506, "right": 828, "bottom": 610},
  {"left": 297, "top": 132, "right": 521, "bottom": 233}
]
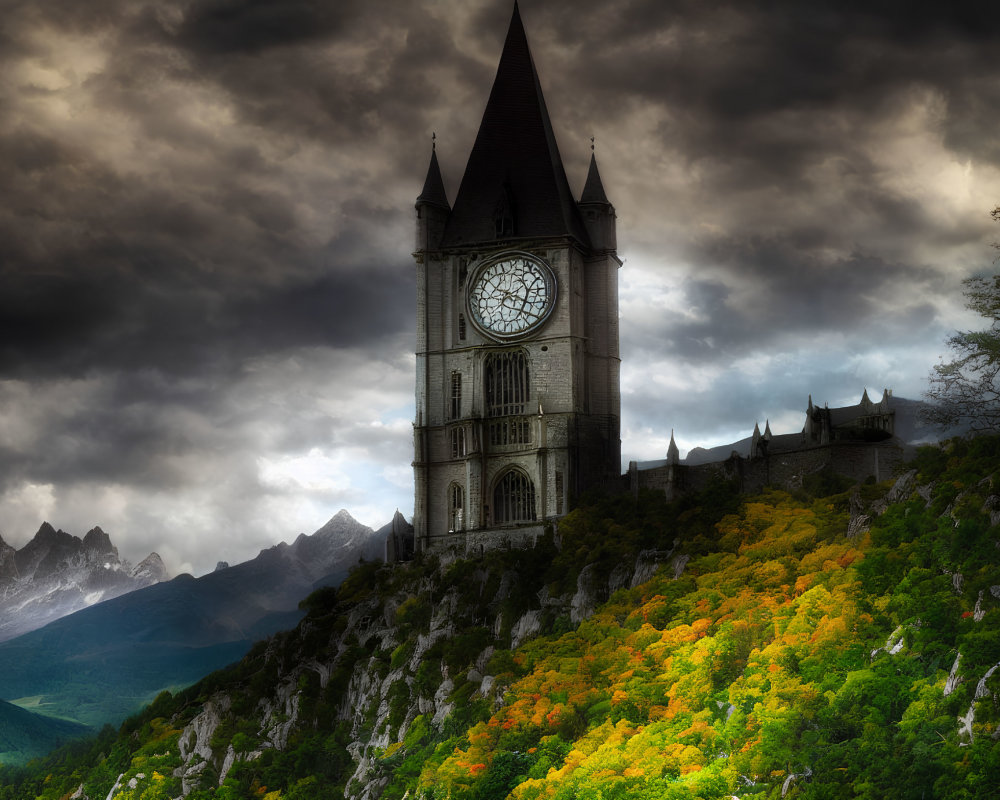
[{"left": 412, "top": 2, "right": 620, "bottom": 553}]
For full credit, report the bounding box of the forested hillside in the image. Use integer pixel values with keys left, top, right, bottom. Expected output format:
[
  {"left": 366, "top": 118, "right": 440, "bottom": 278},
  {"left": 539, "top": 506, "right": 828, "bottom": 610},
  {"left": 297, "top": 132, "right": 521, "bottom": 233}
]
[{"left": 3, "top": 438, "right": 999, "bottom": 799}]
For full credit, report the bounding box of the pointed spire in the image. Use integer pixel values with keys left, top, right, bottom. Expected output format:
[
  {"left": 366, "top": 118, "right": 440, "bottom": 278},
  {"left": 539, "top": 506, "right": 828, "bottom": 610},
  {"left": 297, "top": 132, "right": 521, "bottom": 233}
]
[
  {"left": 441, "top": 2, "right": 590, "bottom": 247},
  {"left": 807, "top": 394, "right": 814, "bottom": 411},
  {"left": 667, "top": 429, "right": 680, "bottom": 464},
  {"left": 416, "top": 140, "right": 450, "bottom": 210},
  {"left": 861, "top": 387, "right": 871, "bottom": 405},
  {"left": 764, "top": 420, "right": 772, "bottom": 439},
  {"left": 580, "top": 152, "right": 611, "bottom": 205},
  {"left": 751, "top": 422, "right": 763, "bottom": 459}
]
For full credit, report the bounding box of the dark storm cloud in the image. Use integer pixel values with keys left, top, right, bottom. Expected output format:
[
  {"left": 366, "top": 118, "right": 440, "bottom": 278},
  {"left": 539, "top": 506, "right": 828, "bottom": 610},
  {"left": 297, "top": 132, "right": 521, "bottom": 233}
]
[
  {"left": 0, "top": 379, "right": 205, "bottom": 491},
  {"left": 528, "top": 0, "right": 1000, "bottom": 197},
  {"left": 626, "top": 240, "right": 941, "bottom": 367},
  {"left": 162, "top": 0, "right": 490, "bottom": 157},
  {"left": 177, "top": 0, "right": 358, "bottom": 55},
  {"left": 0, "top": 261, "right": 412, "bottom": 379}
]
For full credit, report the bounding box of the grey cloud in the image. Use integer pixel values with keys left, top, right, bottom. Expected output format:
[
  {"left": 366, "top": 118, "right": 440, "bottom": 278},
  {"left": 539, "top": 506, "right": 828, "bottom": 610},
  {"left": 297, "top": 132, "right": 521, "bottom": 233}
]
[
  {"left": 628, "top": 242, "right": 941, "bottom": 367},
  {"left": 176, "top": 0, "right": 359, "bottom": 55}
]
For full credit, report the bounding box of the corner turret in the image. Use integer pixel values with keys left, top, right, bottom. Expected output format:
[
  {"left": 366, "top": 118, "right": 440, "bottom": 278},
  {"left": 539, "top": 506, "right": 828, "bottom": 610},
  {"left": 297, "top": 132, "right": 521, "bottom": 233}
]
[
  {"left": 578, "top": 151, "right": 616, "bottom": 251},
  {"left": 415, "top": 142, "right": 450, "bottom": 252}
]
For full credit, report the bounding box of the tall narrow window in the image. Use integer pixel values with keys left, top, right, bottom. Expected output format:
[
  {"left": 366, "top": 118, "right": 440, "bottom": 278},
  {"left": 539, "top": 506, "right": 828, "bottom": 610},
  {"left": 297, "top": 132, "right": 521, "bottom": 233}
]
[
  {"left": 485, "top": 351, "right": 529, "bottom": 417},
  {"left": 449, "top": 483, "right": 465, "bottom": 532},
  {"left": 450, "top": 371, "right": 462, "bottom": 419},
  {"left": 450, "top": 426, "right": 466, "bottom": 458},
  {"left": 555, "top": 471, "right": 564, "bottom": 515},
  {"left": 493, "top": 469, "right": 535, "bottom": 524},
  {"left": 458, "top": 313, "right": 467, "bottom": 341}
]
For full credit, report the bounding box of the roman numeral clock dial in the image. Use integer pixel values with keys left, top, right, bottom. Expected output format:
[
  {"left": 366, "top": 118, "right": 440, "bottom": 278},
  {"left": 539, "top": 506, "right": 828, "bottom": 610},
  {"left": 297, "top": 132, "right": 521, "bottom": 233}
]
[{"left": 467, "top": 253, "right": 557, "bottom": 340}]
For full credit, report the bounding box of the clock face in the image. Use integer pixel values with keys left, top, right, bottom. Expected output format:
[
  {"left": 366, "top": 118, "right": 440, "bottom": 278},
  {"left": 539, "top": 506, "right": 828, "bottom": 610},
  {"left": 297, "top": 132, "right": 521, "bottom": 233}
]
[{"left": 467, "top": 253, "right": 557, "bottom": 340}]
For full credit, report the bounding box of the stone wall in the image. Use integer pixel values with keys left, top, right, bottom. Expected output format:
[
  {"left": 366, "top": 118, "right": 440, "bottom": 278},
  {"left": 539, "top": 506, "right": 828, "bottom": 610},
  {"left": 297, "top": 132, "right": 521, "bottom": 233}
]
[{"left": 631, "top": 439, "right": 906, "bottom": 499}]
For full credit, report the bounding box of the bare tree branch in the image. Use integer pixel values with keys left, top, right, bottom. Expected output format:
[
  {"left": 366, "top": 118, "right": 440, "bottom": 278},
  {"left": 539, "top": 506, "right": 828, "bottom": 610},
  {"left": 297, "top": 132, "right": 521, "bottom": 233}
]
[{"left": 924, "top": 207, "right": 1000, "bottom": 432}]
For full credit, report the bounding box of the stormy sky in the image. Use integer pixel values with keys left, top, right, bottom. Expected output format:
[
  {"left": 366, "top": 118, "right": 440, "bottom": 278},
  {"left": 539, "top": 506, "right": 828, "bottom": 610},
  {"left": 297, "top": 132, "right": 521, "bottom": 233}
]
[{"left": 2, "top": 0, "right": 998, "bottom": 575}]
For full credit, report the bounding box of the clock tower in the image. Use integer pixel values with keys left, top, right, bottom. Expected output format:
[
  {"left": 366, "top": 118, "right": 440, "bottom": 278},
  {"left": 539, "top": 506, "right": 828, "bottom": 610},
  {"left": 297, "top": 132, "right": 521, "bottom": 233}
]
[{"left": 412, "top": 2, "right": 620, "bottom": 553}]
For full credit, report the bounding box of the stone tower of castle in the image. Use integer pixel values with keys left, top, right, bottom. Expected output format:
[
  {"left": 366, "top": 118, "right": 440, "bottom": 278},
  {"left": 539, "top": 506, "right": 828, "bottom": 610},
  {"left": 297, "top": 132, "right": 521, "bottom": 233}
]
[{"left": 412, "top": 2, "right": 621, "bottom": 553}]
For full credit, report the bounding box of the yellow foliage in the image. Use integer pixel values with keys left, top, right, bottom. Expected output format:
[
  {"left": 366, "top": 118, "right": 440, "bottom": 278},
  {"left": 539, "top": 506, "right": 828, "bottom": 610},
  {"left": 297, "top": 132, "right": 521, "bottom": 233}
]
[{"left": 382, "top": 741, "right": 403, "bottom": 759}]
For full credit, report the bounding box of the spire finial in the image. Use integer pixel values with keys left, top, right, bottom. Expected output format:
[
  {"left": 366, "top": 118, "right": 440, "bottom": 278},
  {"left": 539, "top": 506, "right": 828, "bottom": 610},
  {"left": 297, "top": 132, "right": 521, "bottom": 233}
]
[
  {"left": 432, "top": 131, "right": 436, "bottom": 151},
  {"left": 590, "top": 136, "right": 595, "bottom": 153}
]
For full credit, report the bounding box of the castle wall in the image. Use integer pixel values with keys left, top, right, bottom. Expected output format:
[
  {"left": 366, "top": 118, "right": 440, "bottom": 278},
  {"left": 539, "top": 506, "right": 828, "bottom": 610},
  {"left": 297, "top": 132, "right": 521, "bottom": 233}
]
[{"left": 632, "top": 440, "right": 906, "bottom": 499}]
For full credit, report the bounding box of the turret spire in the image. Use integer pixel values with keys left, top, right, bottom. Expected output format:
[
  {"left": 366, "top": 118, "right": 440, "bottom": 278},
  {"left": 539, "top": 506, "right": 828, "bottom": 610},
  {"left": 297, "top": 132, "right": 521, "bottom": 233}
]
[
  {"left": 416, "top": 141, "right": 450, "bottom": 210},
  {"left": 580, "top": 151, "right": 611, "bottom": 205},
  {"left": 667, "top": 429, "right": 680, "bottom": 465}
]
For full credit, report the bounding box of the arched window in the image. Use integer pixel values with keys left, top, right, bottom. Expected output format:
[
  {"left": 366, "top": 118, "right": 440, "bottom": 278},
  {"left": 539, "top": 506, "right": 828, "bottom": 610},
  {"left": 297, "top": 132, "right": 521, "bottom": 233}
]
[
  {"left": 485, "top": 351, "right": 529, "bottom": 417},
  {"left": 450, "top": 426, "right": 466, "bottom": 458},
  {"left": 493, "top": 469, "right": 535, "bottom": 524},
  {"left": 449, "top": 483, "right": 465, "bottom": 532}
]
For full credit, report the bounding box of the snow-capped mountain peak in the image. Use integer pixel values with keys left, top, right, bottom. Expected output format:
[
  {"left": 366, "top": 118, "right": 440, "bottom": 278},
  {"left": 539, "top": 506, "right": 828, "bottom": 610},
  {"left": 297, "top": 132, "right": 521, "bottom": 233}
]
[{"left": 0, "top": 524, "right": 170, "bottom": 642}]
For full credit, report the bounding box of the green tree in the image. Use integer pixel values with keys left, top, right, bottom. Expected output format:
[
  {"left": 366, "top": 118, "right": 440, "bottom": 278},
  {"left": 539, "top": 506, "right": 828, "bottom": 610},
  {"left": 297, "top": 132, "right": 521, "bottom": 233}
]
[{"left": 925, "top": 206, "right": 1000, "bottom": 432}]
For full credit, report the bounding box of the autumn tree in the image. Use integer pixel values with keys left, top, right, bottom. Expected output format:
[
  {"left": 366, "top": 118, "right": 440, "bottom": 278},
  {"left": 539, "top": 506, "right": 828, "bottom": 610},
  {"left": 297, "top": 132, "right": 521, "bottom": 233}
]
[{"left": 924, "top": 206, "right": 1000, "bottom": 432}]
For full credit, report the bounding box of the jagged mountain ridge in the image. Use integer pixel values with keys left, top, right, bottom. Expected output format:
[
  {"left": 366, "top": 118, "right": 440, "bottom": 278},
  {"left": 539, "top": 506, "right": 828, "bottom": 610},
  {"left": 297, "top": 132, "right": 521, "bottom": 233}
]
[
  {"left": 0, "top": 509, "right": 406, "bottom": 731},
  {"left": 0, "top": 523, "right": 169, "bottom": 643}
]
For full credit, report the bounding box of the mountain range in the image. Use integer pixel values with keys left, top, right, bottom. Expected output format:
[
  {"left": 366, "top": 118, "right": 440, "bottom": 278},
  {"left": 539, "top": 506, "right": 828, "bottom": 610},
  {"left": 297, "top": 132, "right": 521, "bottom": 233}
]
[
  {"left": 0, "top": 509, "right": 405, "bottom": 742},
  {"left": 0, "top": 523, "right": 168, "bottom": 643}
]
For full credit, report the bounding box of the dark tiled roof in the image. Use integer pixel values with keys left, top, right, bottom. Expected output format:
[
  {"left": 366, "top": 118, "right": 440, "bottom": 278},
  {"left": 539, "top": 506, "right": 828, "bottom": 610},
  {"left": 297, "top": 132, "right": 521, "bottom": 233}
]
[
  {"left": 766, "top": 432, "right": 808, "bottom": 454},
  {"left": 580, "top": 153, "right": 610, "bottom": 205},
  {"left": 416, "top": 148, "right": 450, "bottom": 209},
  {"left": 441, "top": 3, "right": 590, "bottom": 248}
]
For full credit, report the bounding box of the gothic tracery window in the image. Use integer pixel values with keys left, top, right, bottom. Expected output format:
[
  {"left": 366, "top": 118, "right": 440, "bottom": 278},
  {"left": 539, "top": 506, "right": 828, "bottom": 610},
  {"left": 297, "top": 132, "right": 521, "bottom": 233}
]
[
  {"left": 485, "top": 351, "right": 529, "bottom": 417},
  {"left": 493, "top": 469, "right": 535, "bottom": 524}
]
